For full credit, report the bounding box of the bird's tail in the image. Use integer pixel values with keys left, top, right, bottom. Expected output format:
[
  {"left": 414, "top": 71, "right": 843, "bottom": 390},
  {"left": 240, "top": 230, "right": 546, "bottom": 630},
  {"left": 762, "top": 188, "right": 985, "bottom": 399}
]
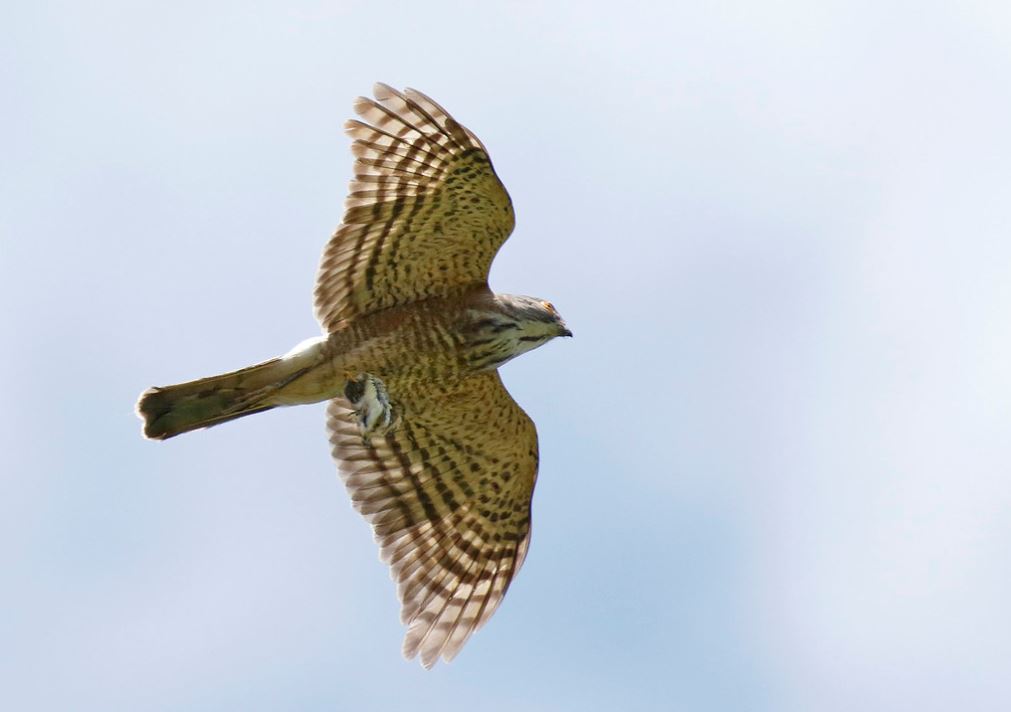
[{"left": 136, "top": 356, "right": 312, "bottom": 440}]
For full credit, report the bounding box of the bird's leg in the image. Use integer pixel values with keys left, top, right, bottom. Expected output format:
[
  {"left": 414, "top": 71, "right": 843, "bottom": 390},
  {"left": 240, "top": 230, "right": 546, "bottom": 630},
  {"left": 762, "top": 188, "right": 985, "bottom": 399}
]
[{"left": 344, "top": 373, "right": 397, "bottom": 446}]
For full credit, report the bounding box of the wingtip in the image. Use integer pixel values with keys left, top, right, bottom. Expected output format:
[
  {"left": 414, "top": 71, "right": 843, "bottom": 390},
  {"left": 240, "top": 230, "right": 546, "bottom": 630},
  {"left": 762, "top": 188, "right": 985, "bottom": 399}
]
[
  {"left": 372, "top": 82, "right": 396, "bottom": 99},
  {"left": 402, "top": 86, "right": 430, "bottom": 104}
]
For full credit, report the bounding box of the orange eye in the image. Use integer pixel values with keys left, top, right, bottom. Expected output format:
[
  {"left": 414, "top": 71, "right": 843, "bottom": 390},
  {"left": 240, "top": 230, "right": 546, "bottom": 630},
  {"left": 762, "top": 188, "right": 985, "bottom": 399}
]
[{"left": 542, "top": 301, "right": 556, "bottom": 314}]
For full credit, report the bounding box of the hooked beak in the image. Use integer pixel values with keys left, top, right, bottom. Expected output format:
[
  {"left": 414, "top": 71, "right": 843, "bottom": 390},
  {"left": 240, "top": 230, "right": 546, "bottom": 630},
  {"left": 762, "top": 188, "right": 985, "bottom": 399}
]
[{"left": 559, "top": 327, "right": 573, "bottom": 338}]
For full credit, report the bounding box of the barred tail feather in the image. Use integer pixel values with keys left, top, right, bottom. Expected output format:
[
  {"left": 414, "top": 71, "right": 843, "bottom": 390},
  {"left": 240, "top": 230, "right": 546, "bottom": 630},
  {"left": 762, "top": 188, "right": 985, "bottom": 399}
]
[{"left": 137, "top": 357, "right": 304, "bottom": 440}]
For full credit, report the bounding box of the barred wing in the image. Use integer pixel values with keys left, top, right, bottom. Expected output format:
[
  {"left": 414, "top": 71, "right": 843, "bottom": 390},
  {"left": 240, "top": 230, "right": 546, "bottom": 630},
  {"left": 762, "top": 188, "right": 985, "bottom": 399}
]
[
  {"left": 326, "top": 371, "right": 538, "bottom": 668},
  {"left": 315, "top": 84, "right": 515, "bottom": 330}
]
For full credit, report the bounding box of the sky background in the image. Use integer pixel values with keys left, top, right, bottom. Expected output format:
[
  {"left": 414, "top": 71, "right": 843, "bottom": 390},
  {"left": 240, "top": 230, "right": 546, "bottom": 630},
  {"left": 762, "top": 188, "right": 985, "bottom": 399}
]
[{"left": 4, "top": 1, "right": 1011, "bottom": 710}]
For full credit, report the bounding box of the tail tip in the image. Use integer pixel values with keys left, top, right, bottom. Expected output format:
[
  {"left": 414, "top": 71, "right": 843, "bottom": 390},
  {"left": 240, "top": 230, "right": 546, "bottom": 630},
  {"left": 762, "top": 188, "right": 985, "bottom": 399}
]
[{"left": 136, "top": 386, "right": 175, "bottom": 440}]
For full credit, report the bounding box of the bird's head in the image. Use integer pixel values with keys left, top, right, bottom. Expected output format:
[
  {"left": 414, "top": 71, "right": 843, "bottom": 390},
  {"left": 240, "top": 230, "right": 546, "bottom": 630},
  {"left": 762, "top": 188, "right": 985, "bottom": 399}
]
[
  {"left": 497, "top": 293, "right": 572, "bottom": 342},
  {"left": 464, "top": 294, "right": 571, "bottom": 370},
  {"left": 503, "top": 294, "right": 571, "bottom": 335}
]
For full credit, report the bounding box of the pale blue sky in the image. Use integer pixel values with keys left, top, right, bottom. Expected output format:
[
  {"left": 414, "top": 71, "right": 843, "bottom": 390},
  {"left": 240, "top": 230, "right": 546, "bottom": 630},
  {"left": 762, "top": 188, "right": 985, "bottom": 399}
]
[{"left": 4, "top": 1, "right": 1011, "bottom": 710}]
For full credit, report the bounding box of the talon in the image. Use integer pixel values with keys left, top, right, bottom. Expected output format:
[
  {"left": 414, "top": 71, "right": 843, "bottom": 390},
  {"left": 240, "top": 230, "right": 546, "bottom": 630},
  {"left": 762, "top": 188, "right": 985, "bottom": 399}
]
[{"left": 344, "top": 373, "right": 397, "bottom": 445}]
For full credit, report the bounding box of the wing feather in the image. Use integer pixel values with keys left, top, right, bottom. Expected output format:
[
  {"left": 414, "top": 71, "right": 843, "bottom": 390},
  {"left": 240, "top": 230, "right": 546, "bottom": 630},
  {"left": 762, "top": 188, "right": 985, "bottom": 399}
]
[
  {"left": 315, "top": 84, "right": 515, "bottom": 330},
  {"left": 325, "top": 371, "right": 537, "bottom": 667}
]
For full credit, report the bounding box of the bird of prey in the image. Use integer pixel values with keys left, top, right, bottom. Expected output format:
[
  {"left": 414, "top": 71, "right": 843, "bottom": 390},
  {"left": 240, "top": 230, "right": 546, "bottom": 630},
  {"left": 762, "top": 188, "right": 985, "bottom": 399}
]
[{"left": 136, "top": 84, "right": 571, "bottom": 668}]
